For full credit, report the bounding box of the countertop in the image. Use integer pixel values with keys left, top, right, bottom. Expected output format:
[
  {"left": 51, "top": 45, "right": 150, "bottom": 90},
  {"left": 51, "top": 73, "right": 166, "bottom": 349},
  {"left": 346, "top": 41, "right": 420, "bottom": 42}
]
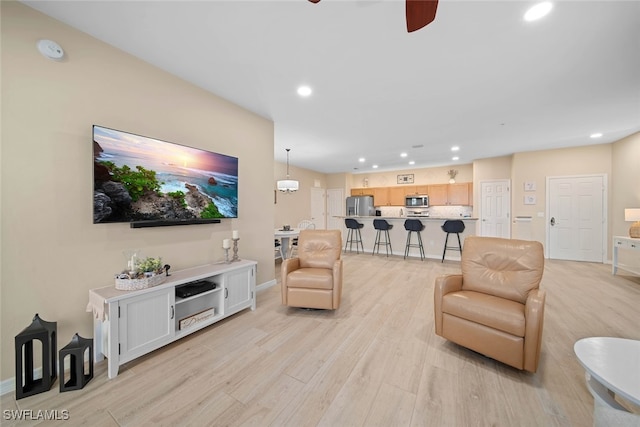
[{"left": 338, "top": 216, "right": 478, "bottom": 221}]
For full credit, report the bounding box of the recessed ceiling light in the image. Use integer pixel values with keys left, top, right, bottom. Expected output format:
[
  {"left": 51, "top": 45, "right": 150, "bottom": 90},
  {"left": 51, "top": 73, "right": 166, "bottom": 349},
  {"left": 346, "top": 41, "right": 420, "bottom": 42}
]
[
  {"left": 358, "top": 157, "right": 365, "bottom": 162},
  {"left": 452, "top": 156, "right": 459, "bottom": 161},
  {"left": 451, "top": 146, "right": 460, "bottom": 152},
  {"left": 400, "top": 152, "right": 408, "bottom": 158},
  {"left": 297, "top": 85, "right": 312, "bottom": 97},
  {"left": 524, "top": 2, "right": 553, "bottom": 22},
  {"left": 590, "top": 133, "right": 603, "bottom": 138},
  {"left": 372, "top": 164, "right": 379, "bottom": 169},
  {"left": 409, "top": 161, "right": 415, "bottom": 165}
]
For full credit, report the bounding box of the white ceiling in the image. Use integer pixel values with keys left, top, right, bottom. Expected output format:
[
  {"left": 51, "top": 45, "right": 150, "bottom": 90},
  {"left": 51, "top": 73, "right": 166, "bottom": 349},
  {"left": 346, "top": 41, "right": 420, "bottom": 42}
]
[{"left": 23, "top": 0, "right": 640, "bottom": 174}]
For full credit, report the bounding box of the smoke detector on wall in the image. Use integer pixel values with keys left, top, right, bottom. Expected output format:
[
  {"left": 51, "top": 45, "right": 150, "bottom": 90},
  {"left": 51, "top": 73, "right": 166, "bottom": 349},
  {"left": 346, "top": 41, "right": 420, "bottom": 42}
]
[{"left": 37, "top": 39, "right": 65, "bottom": 61}]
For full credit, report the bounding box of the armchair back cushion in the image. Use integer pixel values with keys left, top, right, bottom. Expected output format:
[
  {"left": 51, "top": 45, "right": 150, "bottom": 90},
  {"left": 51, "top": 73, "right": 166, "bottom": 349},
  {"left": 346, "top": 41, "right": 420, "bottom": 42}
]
[
  {"left": 298, "top": 230, "right": 342, "bottom": 269},
  {"left": 461, "top": 236, "right": 544, "bottom": 304},
  {"left": 282, "top": 229, "right": 343, "bottom": 310}
]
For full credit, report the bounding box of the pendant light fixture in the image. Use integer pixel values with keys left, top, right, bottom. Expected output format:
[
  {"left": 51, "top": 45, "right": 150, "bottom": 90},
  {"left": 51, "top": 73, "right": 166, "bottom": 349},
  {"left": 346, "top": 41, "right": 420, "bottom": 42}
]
[{"left": 277, "top": 148, "right": 299, "bottom": 193}]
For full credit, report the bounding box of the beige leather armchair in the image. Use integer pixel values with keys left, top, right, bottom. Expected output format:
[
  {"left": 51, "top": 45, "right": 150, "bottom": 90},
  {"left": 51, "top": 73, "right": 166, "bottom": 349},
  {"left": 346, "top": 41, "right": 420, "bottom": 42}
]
[
  {"left": 281, "top": 229, "right": 343, "bottom": 310},
  {"left": 434, "top": 236, "right": 546, "bottom": 372}
]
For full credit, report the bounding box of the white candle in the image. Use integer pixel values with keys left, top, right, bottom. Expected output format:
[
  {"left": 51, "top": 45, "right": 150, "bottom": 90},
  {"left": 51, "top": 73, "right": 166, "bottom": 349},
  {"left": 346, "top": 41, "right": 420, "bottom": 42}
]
[
  {"left": 232, "top": 230, "right": 239, "bottom": 239},
  {"left": 223, "top": 239, "right": 231, "bottom": 249},
  {"left": 130, "top": 255, "right": 136, "bottom": 272}
]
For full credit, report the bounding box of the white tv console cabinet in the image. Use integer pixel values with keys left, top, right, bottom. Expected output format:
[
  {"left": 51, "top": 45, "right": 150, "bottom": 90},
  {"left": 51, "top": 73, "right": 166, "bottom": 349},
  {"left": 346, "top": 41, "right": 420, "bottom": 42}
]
[{"left": 88, "top": 260, "right": 257, "bottom": 379}]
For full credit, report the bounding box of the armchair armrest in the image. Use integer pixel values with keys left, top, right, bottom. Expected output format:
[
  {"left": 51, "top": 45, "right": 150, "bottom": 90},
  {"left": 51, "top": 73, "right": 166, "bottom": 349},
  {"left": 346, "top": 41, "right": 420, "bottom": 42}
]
[
  {"left": 434, "top": 274, "right": 463, "bottom": 335},
  {"left": 281, "top": 258, "right": 300, "bottom": 304},
  {"left": 523, "top": 288, "right": 546, "bottom": 372},
  {"left": 332, "top": 259, "right": 343, "bottom": 309}
]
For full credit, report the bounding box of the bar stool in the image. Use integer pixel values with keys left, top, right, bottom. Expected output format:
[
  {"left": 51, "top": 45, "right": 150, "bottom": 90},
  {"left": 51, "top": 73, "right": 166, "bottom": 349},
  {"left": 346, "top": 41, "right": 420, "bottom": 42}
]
[
  {"left": 372, "top": 219, "right": 393, "bottom": 257},
  {"left": 441, "top": 220, "right": 465, "bottom": 262},
  {"left": 404, "top": 219, "right": 425, "bottom": 260},
  {"left": 344, "top": 218, "right": 365, "bottom": 253}
]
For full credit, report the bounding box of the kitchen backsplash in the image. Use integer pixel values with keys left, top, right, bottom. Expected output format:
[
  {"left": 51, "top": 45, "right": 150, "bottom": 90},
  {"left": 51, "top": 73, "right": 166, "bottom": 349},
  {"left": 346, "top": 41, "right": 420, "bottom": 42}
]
[{"left": 378, "top": 205, "right": 473, "bottom": 218}]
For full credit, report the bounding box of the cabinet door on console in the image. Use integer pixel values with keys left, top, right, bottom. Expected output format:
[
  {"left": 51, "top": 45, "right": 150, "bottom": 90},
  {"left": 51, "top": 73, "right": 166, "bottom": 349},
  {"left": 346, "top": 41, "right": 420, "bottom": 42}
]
[
  {"left": 118, "top": 288, "right": 175, "bottom": 363},
  {"left": 225, "top": 267, "right": 254, "bottom": 315}
]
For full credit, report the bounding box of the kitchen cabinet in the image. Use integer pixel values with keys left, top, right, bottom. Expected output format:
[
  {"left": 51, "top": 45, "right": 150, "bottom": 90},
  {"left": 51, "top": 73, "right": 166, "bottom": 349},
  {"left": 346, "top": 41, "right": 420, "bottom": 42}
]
[
  {"left": 389, "top": 187, "right": 408, "bottom": 206},
  {"left": 427, "top": 183, "right": 472, "bottom": 206},
  {"left": 372, "top": 187, "right": 389, "bottom": 206},
  {"left": 404, "top": 185, "right": 428, "bottom": 195},
  {"left": 350, "top": 188, "right": 373, "bottom": 196},
  {"left": 448, "top": 183, "right": 472, "bottom": 205},
  {"left": 427, "top": 184, "right": 449, "bottom": 205}
]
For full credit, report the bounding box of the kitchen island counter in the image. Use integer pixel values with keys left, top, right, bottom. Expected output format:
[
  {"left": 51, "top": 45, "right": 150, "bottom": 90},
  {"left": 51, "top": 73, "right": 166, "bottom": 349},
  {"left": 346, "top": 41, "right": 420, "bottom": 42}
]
[{"left": 336, "top": 216, "right": 477, "bottom": 261}]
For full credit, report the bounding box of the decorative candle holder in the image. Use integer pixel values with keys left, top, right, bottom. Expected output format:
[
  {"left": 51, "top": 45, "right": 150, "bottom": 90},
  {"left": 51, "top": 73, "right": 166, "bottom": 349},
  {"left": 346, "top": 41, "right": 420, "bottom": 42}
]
[
  {"left": 223, "top": 247, "right": 230, "bottom": 264},
  {"left": 232, "top": 238, "right": 240, "bottom": 262}
]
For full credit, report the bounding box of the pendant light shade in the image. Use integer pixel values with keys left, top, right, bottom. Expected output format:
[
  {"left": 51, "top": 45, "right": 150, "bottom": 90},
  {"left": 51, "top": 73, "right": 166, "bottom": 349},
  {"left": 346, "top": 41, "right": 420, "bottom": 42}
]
[{"left": 277, "top": 149, "right": 299, "bottom": 193}]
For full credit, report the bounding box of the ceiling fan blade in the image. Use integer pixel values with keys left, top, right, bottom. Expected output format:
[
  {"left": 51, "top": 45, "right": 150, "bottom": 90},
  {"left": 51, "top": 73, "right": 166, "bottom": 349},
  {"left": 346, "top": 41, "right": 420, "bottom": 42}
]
[
  {"left": 308, "top": 0, "right": 321, "bottom": 3},
  {"left": 406, "top": 0, "right": 439, "bottom": 32}
]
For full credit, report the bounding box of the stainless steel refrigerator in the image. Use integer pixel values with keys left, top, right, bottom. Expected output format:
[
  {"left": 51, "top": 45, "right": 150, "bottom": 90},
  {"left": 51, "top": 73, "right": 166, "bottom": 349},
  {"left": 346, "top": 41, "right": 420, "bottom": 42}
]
[{"left": 346, "top": 195, "right": 375, "bottom": 217}]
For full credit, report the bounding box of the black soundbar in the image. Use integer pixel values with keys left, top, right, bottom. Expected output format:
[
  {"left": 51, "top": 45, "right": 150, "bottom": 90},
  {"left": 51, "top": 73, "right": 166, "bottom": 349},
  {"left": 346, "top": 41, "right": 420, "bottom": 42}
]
[{"left": 131, "top": 219, "right": 221, "bottom": 228}]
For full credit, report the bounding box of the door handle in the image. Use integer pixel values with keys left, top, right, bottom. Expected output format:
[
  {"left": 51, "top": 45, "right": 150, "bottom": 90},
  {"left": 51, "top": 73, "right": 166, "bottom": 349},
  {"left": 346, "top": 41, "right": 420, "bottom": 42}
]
[
  {"left": 550, "top": 217, "right": 556, "bottom": 226},
  {"left": 170, "top": 305, "right": 174, "bottom": 319}
]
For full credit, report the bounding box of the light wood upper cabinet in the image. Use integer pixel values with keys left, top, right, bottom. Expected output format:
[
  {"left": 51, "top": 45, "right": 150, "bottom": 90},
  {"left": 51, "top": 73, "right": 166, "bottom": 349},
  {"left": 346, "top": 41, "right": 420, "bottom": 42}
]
[
  {"left": 428, "top": 182, "right": 473, "bottom": 206},
  {"left": 372, "top": 187, "right": 389, "bottom": 206},
  {"left": 351, "top": 183, "right": 473, "bottom": 206},
  {"left": 448, "top": 183, "right": 470, "bottom": 205},
  {"left": 427, "top": 184, "right": 449, "bottom": 206},
  {"left": 350, "top": 188, "right": 373, "bottom": 196},
  {"left": 389, "top": 187, "right": 408, "bottom": 206},
  {"left": 414, "top": 185, "right": 429, "bottom": 194}
]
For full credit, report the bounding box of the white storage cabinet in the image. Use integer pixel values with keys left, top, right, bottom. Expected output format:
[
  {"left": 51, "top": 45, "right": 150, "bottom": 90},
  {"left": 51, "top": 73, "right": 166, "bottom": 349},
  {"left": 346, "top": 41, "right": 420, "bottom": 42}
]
[{"left": 90, "top": 260, "right": 256, "bottom": 378}]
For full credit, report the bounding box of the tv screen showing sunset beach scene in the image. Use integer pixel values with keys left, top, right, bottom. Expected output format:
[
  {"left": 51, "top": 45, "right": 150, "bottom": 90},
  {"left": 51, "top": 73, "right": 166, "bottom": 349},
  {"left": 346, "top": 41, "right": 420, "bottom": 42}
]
[{"left": 93, "top": 125, "right": 238, "bottom": 225}]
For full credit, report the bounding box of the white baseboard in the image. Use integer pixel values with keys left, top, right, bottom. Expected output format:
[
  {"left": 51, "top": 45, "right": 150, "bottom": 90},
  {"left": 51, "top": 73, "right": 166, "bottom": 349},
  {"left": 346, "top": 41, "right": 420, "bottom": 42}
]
[
  {"left": 256, "top": 279, "right": 277, "bottom": 292},
  {"left": 0, "top": 376, "right": 15, "bottom": 396}
]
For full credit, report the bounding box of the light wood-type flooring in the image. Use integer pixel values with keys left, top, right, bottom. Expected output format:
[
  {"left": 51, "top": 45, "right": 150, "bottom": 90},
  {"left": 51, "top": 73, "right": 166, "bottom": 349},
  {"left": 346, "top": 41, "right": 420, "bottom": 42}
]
[{"left": 2, "top": 253, "right": 639, "bottom": 426}]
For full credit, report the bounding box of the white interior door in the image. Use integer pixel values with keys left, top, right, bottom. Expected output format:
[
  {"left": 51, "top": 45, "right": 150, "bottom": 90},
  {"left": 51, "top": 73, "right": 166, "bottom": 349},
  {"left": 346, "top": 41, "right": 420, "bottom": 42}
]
[
  {"left": 326, "top": 188, "right": 344, "bottom": 231},
  {"left": 547, "top": 175, "right": 605, "bottom": 262},
  {"left": 310, "top": 187, "right": 326, "bottom": 229},
  {"left": 479, "top": 180, "right": 511, "bottom": 238}
]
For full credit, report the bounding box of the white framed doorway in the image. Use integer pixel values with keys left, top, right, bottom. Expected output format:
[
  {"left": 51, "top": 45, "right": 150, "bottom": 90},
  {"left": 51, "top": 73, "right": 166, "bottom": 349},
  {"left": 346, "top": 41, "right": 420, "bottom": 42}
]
[
  {"left": 546, "top": 174, "right": 606, "bottom": 262},
  {"left": 479, "top": 180, "right": 511, "bottom": 238},
  {"left": 310, "top": 187, "right": 326, "bottom": 229},
  {"left": 326, "top": 188, "right": 344, "bottom": 231}
]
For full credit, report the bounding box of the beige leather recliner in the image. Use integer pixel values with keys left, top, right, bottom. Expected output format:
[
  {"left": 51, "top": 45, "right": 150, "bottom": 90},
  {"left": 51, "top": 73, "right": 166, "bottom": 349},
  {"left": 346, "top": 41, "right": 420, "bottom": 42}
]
[
  {"left": 434, "top": 236, "right": 546, "bottom": 372},
  {"left": 281, "top": 229, "right": 343, "bottom": 310}
]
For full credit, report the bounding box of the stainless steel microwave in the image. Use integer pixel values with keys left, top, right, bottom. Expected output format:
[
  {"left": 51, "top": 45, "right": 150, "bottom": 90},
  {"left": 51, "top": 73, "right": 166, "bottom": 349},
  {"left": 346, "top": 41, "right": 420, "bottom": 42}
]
[{"left": 405, "top": 195, "right": 429, "bottom": 207}]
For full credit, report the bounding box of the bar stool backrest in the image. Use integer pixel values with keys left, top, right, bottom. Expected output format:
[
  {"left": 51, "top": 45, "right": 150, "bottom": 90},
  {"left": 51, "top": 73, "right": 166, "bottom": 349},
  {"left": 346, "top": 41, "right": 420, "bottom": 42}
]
[
  {"left": 404, "top": 219, "right": 424, "bottom": 232},
  {"left": 345, "top": 218, "right": 363, "bottom": 229},
  {"left": 373, "top": 219, "right": 391, "bottom": 230},
  {"left": 442, "top": 220, "right": 465, "bottom": 233}
]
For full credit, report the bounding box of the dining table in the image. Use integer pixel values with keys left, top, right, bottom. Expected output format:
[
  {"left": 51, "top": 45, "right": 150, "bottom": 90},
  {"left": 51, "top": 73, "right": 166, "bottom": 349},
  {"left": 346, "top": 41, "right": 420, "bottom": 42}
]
[{"left": 274, "top": 228, "right": 300, "bottom": 259}]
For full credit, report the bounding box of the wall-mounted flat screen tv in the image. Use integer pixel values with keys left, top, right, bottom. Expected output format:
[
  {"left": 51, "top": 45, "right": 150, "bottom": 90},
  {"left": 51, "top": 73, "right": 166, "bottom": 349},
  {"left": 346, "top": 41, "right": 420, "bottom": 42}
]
[{"left": 93, "top": 125, "right": 238, "bottom": 227}]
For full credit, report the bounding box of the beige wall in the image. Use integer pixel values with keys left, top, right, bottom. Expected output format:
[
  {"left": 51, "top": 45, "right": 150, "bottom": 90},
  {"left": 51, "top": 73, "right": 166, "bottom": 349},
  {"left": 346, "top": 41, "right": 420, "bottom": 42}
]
[
  {"left": 611, "top": 132, "right": 640, "bottom": 269},
  {"left": 511, "top": 144, "right": 613, "bottom": 247},
  {"left": 1, "top": 3, "right": 274, "bottom": 381},
  {"left": 274, "top": 161, "right": 326, "bottom": 228}
]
